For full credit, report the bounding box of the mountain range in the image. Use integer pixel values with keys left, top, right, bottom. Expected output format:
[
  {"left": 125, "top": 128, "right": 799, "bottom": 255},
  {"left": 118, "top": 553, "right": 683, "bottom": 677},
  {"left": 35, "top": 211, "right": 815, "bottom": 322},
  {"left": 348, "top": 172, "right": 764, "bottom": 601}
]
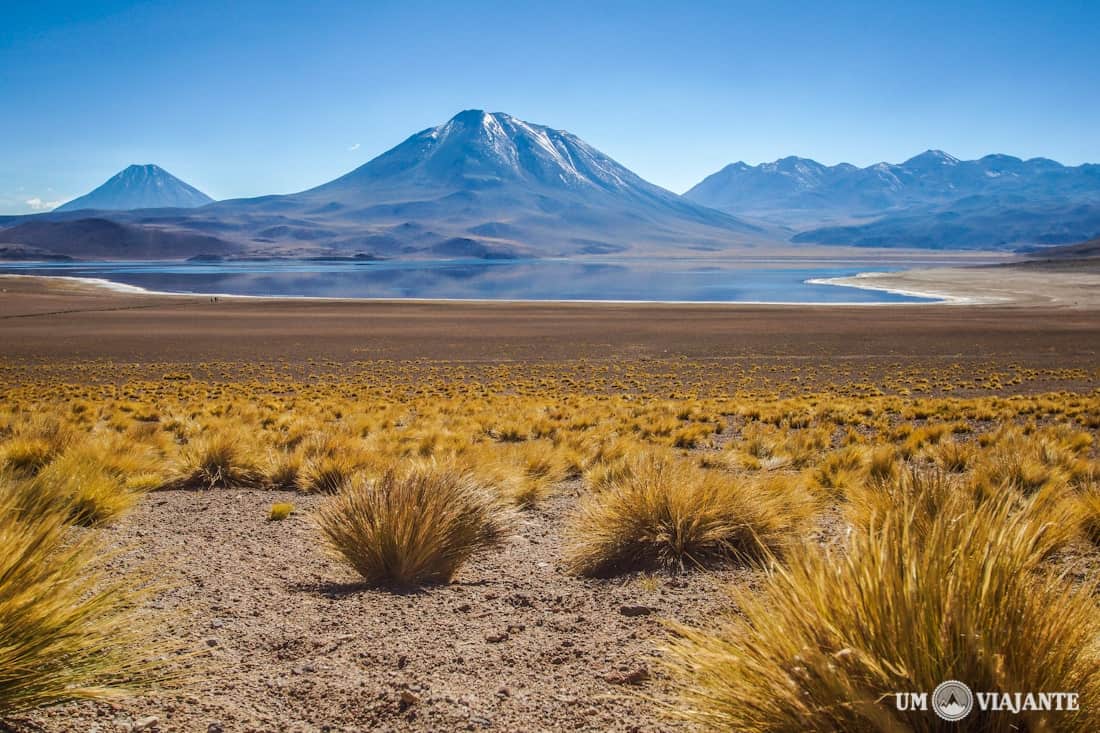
[
  {"left": 2, "top": 111, "right": 763, "bottom": 260},
  {"left": 685, "top": 151, "right": 1100, "bottom": 249},
  {"left": 55, "top": 164, "right": 213, "bottom": 212},
  {"left": 2, "top": 112, "right": 1098, "bottom": 259}
]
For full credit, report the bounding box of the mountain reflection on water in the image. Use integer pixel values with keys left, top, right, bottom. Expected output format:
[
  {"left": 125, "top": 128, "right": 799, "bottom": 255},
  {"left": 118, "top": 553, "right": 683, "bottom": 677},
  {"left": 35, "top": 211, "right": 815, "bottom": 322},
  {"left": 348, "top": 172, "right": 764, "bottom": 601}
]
[{"left": 0, "top": 258, "right": 938, "bottom": 303}]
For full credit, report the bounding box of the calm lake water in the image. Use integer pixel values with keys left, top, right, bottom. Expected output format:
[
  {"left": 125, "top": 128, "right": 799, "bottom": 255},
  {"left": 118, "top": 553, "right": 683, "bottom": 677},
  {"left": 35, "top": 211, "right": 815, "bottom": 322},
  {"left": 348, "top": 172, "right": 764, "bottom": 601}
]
[{"left": 0, "top": 258, "right": 939, "bottom": 303}]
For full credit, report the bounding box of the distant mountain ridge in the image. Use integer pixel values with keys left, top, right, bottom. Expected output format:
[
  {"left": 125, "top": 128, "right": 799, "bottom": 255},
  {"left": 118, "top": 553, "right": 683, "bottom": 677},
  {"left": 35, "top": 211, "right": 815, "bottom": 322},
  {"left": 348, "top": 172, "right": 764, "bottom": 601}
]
[
  {"left": 55, "top": 164, "right": 213, "bottom": 212},
  {"left": 686, "top": 151, "right": 1100, "bottom": 249},
  {"left": 0, "top": 217, "right": 240, "bottom": 258},
  {"left": 686, "top": 150, "right": 1099, "bottom": 217}
]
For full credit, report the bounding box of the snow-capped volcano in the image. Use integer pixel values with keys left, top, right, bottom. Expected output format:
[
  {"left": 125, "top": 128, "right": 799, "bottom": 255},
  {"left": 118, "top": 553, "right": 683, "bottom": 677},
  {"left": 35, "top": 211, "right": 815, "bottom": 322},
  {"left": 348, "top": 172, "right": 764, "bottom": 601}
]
[
  {"left": 303, "top": 110, "right": 748, "bottom": 230},
  {"left": 56, "top": 164, "right": 213, "bottom": 212},
  {"left": 319, "top": 110, "right": 650, "bottom": 193},
  {"left": 231, "top": 109, "right": 764, "bottom": 256}
]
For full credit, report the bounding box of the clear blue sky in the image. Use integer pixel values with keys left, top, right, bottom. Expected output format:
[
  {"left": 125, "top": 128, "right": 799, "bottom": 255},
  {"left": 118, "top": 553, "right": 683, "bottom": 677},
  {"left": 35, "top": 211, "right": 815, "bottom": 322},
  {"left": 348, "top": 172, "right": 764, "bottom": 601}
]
[{"left": 2, "top": 0, "right": 1098, "bottom": 213}]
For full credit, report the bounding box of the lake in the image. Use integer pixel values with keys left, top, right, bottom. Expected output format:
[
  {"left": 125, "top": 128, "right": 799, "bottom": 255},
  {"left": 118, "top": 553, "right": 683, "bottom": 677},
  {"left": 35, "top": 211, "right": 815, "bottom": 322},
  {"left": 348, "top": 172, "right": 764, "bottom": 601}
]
[{"left": 0, "top": 258, "right": 940, "bottom": 303}]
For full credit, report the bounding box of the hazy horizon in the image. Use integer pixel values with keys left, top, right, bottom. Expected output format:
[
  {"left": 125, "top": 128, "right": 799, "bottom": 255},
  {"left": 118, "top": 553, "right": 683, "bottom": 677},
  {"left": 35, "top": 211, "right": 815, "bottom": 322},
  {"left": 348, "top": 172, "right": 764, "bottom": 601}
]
[{"left": 3, "top": 1, "right": 1099, "bottom": 213}]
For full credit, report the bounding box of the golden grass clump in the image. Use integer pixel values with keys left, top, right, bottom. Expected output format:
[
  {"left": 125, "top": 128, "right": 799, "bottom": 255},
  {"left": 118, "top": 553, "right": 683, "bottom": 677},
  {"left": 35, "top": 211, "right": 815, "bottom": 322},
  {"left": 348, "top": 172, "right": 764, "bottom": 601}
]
[
  {"left": 462, "top": 440, "right": 569, "bottom": 507},
  {"left": 808, "top": 446, "right": 867, "bottom": 498},
  {"left": 583, "top": 454, "right": 637, "bottom": 493},
  {"left": 296, "top": 453, "right": 359, "bottom": 494},
  {"left": 565, "top": 454, "right": 813, "bottom": 576},
  {"left": 315, "top": 465, "right": 512, "bottom": 587},
  {"left": 25, "top": 450, "right": 144, "bottom": 527},
  {"left": 262, "top": 449, "right": 302, "bottom": 490},
  {"left": 0, "top": 417, "right": 74, "bottom": 477},
  {"left": 846, "top": 467, "right": 961, "bottom": 533},
  {"left": 16, "top": 434, "right": 162, "bottom": 526},
  {"left": 897, "top": 422, "right": 950, "bottom": 458},
  {"left": 662, "top": 471, "right": 1100, "bottom": 732},
  {"left": 268, "top": 502, "right": 294, "bottom": 521},
  {"left": 0, "top": 481, "right": 166, "bottom": 713},
  {"left": 779, "top": 427, "right": 831, "bottom": 468},
  {"left": 931, "top": 438, "right": 975, "bottom": 473},
  {"left": 735, "top": 423, "right": 778, "bottom": 464},
  {"left": 176, "top": 433, "right": 262, "bottom": 489},
  {"left": 580, "top": 436, "right": 653, "bottom": 489},
  {"left": 0, "top": 438, "right": 57, "bottom": 477},
  {"left": 967, "top": 426, "right": 1097, "bottom": 497},
  {"left": 1080, "top": 483, "right": 1100, "bottom": 546},
  {"left": 972, "top": 444, "right": 1063, "bottom": 496},
  {"left": 671, "top": 422, "right": 717, "bottom": 449},
  {"left": 866, "top": 444, "right": 898, "bottom": 483}
]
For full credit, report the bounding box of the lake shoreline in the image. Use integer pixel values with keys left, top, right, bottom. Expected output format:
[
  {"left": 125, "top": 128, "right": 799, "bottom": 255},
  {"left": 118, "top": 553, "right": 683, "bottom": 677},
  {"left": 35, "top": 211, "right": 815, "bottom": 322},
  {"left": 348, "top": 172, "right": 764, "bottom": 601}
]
[
  {"left": 1, "top": 272, "right": 946, "bottom": 306},
  {"left": 5, "top": 254, "right": 1099, "bottom": 309},
  {"left": 811, "top": 262, "right": 1100, "bottom": 309},
  {"left": 0, "top": 255, "right": 1008, "bottom": 304}
]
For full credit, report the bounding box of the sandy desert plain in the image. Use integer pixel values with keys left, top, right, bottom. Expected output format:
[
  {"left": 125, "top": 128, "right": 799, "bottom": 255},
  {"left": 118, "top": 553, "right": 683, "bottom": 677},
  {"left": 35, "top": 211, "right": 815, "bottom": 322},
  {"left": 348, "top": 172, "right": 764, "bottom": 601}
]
[{"left": 1, "top": 268, "right": 1100, "bottom": 733}]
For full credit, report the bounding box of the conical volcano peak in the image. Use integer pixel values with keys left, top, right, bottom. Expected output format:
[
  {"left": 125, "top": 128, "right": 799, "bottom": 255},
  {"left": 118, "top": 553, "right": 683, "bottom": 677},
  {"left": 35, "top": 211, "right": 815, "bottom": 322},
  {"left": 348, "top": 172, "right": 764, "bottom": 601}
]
[
  {"left": 275, "top": 109, "right": 758, "bottom": 256},
  {"left": 55, "top": 164, "right": 214, "bottom": 212},
  {"left": 115, "top": 164, "right": 180, "bottom": 188},
  {"left": 320, "top": 109, "right": 650, "bottom": 194}
]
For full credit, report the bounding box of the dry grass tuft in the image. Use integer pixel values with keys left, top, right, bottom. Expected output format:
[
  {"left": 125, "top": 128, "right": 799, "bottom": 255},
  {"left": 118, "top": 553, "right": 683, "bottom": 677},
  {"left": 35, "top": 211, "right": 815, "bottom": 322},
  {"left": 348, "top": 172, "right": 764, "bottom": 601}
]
[
  {"left": 0, "top": 417, "right": 73, "bottom": 477},
  {"left": 464, "top": 440, "right": 568, "bottom": 508},
  {"left": 268, "top": 502, "right": 294, "bottom": 521},
  {"left": 662, "top": 470, "right": 1100, "bottom": 732},
  {"left": 866, "top": 444, "right": 898, "bottom": 483},
  {"left": 176, "top": 433, "right": 261, "bottom": 489},
  {"left": 932, "top": 438, "right": 974, "bottom": 473},
  {"left": 846, "top": 468, "right": 970, "bottom": 536},
  {"left": 565, "top": 454, "right": 813, "bottom": 577},
  {"left": 315, "top": 465, "right": 512, "bottom": 587},
  {"left": 0, "top": 438, "right": 56, "bottom": 477},
  {"left": 1080, "top": 483, "right": 1100, "bottom": 546},
  {"left": 809, "top": 446, "right": 867, "bottom": 498},
  {"left": 970, "top": 429, "right": 1076, "bottom": 496},
  {"left": 297, "top": 453, "right": 359, "bottom": 494},
  {"left": 263, "top": 449, "right": 302, "bottom": 490},
  {"left": 0, "top": 480, "right": 167, "bottom": 713},
  {"left": 26, "top": 450, "right": 144, "bottom": 527}
]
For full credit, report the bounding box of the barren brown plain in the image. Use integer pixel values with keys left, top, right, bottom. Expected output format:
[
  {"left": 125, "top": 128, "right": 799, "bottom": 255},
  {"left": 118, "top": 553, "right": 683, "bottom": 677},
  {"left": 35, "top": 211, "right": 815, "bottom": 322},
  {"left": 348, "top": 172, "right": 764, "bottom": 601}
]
[{"left": 2, "top": 275, "right": 1098, "bottom": 371}]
